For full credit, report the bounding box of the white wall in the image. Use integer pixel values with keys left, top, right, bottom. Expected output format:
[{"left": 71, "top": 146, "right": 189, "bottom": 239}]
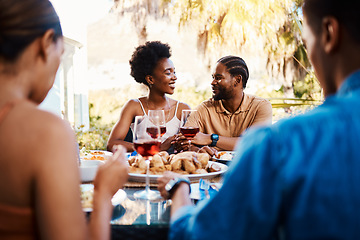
[
  {"left": 39, "top": 69, "right": 62, "bottom": 117},
  {"left": 39, "top": 0, "right": 97, "bottom": 129}
]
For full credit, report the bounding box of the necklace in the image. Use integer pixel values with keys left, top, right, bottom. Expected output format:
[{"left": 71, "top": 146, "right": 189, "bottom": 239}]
[{"left": 146, "top": 97, "right": 172, "bottom": 123}]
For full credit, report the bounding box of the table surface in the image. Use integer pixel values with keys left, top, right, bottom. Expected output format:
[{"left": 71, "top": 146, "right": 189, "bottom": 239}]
[
  {"left": 110, "top": 187, "right": 171, "bottom": 226},
  {"left": 84, "top": 175, "right": 224, "bottom": 225}
]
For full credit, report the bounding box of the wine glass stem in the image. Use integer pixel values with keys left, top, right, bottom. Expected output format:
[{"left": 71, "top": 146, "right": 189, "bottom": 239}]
[
  {"left": 188, "top": 139, "right": 191, "bottom": 150},
  {"left": 145, "top": 158, "right": 150, "bottom": 193}
]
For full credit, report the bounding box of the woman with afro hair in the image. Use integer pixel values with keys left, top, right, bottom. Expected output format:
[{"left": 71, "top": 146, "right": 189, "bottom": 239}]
[{"left": 107, "top": 41, "right": 190, "bottom": 152}]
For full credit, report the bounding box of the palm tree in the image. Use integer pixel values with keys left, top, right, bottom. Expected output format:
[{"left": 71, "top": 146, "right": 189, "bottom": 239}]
[
  {"left": 162, "top": 0, "right": 312, "bottom": 97},
  {"left": 111, "top": 0, "right": 317, "bottom": 97},
  {"left": 111, "top": 0, "right": 169, "bottom": 44}
]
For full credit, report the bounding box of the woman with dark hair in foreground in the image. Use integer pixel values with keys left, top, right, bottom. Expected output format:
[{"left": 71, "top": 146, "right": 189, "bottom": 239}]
[{"left": 0, "top": 0, "right": 128, "bottom": 239}]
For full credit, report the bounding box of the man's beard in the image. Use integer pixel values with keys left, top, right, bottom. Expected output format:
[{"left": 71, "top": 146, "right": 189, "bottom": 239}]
[{"left": 213, "top": 86, "right": 232, "bottom": 101}]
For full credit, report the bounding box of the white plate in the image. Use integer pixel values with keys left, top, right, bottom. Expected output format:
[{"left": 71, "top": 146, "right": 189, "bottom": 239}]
[
  {"left": 80, "top": 184, "right": 127, "bottom": 212},
  {"left": 212, "top": 151, "right": 236, "bottom": 163},
  {"left": 128, "top": 161, "right": 228, "bottom": 183}
]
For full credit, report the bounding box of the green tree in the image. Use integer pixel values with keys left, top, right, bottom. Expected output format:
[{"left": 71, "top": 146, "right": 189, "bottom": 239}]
[{"left": 162, "top": 0, "right": 314, "bottom": 97}]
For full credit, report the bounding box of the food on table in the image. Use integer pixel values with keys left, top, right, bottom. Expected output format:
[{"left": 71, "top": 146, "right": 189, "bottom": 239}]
[
  {"left": 128, "top": 151, "right": 221, "bottom": 175},
  {"left": 90, "top": 151, "right": 106, "bottom": 155},
  {"left": 79, "top": 148, "right": 111, "bottom": 161},
  {"left": 217, "top": 151, "right": 234, "bottom": 161},
  {"left": 81, "top": 187, "right": 94, "bottom": 209},
  {"left": 86, "top": 155, "right": 106, "bottom": 160}
]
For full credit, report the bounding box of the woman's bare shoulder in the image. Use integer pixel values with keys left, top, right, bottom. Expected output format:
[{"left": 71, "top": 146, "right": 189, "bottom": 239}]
[
  {"left": 177, "top": 101, "right": 191, "bottom": 111},
  {"left": 122, "top": 98, "right": 143, "bottom": 109},
  {"left": 1, "top": 101, "right": 76, "bottom": 167},
  {"left": 13, "top": 101, "right": 74, "bottom": 141},
  {"left": 120, "top": 98, "right": 144, "bottom": 117}
]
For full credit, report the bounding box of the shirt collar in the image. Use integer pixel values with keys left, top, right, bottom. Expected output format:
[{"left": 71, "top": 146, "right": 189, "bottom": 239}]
[
  {"left": 337, "top": 70, "right": 360, "bottom": 96},
  {"left": 214, "top": 93, "right": 250, "bottom": 115}
]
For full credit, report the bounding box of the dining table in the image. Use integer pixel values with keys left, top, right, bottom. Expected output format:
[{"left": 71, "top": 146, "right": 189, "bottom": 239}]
[
  {"left": 110, "top": 186, "right": 170, "bottom": 240},
  {"left": 83, "top": 176, "right": 224, "bottom": 240},
  {"left": 80, "top": 150, "right": 231, "bottom": 240}
]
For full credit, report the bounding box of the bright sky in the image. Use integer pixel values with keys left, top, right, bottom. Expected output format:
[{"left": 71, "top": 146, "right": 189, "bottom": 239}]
[{"left": 50, "top": 0, "right": 113, "bottom": 42}]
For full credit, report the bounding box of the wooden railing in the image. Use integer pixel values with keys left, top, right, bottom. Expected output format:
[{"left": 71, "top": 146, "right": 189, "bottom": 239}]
[{"left": 268, "top": 97, "right": 323, "bottom": 108}]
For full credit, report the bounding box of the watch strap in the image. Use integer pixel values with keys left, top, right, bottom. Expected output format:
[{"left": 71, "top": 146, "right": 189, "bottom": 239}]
[{"left": 165, "top": 177, "right": 191, "bottom": 199}]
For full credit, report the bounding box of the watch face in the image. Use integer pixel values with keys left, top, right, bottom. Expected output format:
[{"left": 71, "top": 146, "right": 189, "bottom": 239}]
[
  {"left": 211, "top": 134, "right": 219, "bottom": 147},
  {"left": 212, "top": 134, "right": 219, "bottom": 141}
]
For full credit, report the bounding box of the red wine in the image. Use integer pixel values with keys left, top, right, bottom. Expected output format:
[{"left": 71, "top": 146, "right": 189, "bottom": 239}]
[
  {"left": 134, "top": 140, "right": 161, "bottom": 157},
  {"left": 160, "top": 126, "right": 166, "bottom": 137},
  {"left": 146, "top": 127, "right": 159, "bottom": 138},
  {"left": 147, "top": 126, "right": 166, "bottom": 138},
  {"left": 180, "top": 127, "right": 199, "bottom": 138}
]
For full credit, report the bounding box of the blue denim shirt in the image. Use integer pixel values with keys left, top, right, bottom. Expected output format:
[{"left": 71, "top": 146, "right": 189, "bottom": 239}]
[{"left": 169, "top": 71, "right": 360, "bottom": 240}]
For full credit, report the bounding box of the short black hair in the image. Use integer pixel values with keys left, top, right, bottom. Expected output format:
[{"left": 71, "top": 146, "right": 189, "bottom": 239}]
[
  {"left": 303, "top": 0, "right": 360, "bottom": 42},
  {"left": 0, "top": 0, "right": 62, "bottom": 63},
  {"left": 217, "top": 55, "right": 249, "bottom": 89},
  {"left": 129, "top": 41, "right": 171, "bottom": 87}
]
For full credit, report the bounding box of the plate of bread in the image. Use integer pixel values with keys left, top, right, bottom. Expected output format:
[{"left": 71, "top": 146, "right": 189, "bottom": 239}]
[{"left": 127, "top": 151, "right": 228, "bottom": 183}]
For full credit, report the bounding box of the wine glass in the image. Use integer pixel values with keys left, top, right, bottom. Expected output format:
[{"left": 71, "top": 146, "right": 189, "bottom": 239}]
[
  {"left": 148, "top": 110, "right": 166, "bottom": 138},
  {"left": 180, "top": 110, "right": 199, "bottom": 150},
  {"left": 133, "top": 116, "right": 162, "bottom": 200}
]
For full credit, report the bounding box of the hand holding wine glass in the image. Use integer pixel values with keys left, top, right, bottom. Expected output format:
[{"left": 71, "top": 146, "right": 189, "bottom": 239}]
[
  {"left": 180, "top": 110, "right": 199, "bottom": 150},
  {"left": 133, "top": 115, "right": 162, "bottom": 200}
]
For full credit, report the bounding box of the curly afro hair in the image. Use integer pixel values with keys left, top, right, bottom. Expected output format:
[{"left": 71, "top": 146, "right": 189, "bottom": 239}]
[{"left": 129, "top": 41, "right": 172, "bottom": 87}]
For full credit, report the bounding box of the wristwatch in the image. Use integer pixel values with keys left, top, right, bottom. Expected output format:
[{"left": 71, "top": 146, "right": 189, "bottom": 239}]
[
  {"left": 165, "top": 177, "right": 191, "bottom": 199},
  {"left": 210, "top": 134, "right": 219, "bottom": 147}
]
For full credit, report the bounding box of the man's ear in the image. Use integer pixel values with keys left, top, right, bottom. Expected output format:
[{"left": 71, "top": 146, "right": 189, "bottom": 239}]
[
  {"left": 322, "top": 17, "right": 340, "bottom": 54},
  {"left": 234, "top": 75, "right": 242, "bottom": 87},
  {"left": 38, "top": 29, "right": 55, "bottom": 62}
]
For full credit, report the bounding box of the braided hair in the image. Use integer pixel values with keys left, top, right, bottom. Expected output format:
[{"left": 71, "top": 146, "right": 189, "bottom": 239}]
[{"left": 217, "top": 56, "right": 249, "bottom": 89}]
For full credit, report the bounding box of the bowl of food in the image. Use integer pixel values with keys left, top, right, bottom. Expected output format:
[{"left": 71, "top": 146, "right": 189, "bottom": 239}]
[{"left": 79, "top": 160, "right": 104, "bottom": 182}]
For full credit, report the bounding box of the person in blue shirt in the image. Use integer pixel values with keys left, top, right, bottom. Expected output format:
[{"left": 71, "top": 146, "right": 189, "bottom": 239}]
[{"left": 157, "top": 0, "right": 360, "bottom": 239}]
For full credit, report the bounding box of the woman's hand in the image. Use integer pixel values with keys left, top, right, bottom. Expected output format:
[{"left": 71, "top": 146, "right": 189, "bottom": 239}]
[
  {"left": 171, "top": 134, "right": 187, "bottom": 152},
  {"left": 161, "top": 135, "right": 175, "bottom": 151},
  {"left": 93, "top": 145, "right": 129, "bottom": 198},
  {"left": 172, "top": 133, "right": 213, "bottom": 152}
]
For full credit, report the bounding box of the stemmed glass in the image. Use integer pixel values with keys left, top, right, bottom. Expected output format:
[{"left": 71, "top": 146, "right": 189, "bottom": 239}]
[
  {"left": 133, "top": 116, "right": 162, "bottom": 200},
  {"left": 180, "top": 110, "right": 199, "bottom": 150},
  {"left": 148, "top": 110, "right": 166, "bottom": 138}
]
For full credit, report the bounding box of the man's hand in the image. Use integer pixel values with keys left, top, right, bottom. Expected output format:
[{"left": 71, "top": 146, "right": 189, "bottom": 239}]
[
  {"left": 157, "top": 171, "right": 183, "bottom": 199},
  {"left": 190, "top": 132, "right": 212, "bottom": 146},
  {"left": 158, "top": 171, "right": 193, "bottom": 217},
  {"left": 198, "top": 146, "right": 218, "bottom": 158}
]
